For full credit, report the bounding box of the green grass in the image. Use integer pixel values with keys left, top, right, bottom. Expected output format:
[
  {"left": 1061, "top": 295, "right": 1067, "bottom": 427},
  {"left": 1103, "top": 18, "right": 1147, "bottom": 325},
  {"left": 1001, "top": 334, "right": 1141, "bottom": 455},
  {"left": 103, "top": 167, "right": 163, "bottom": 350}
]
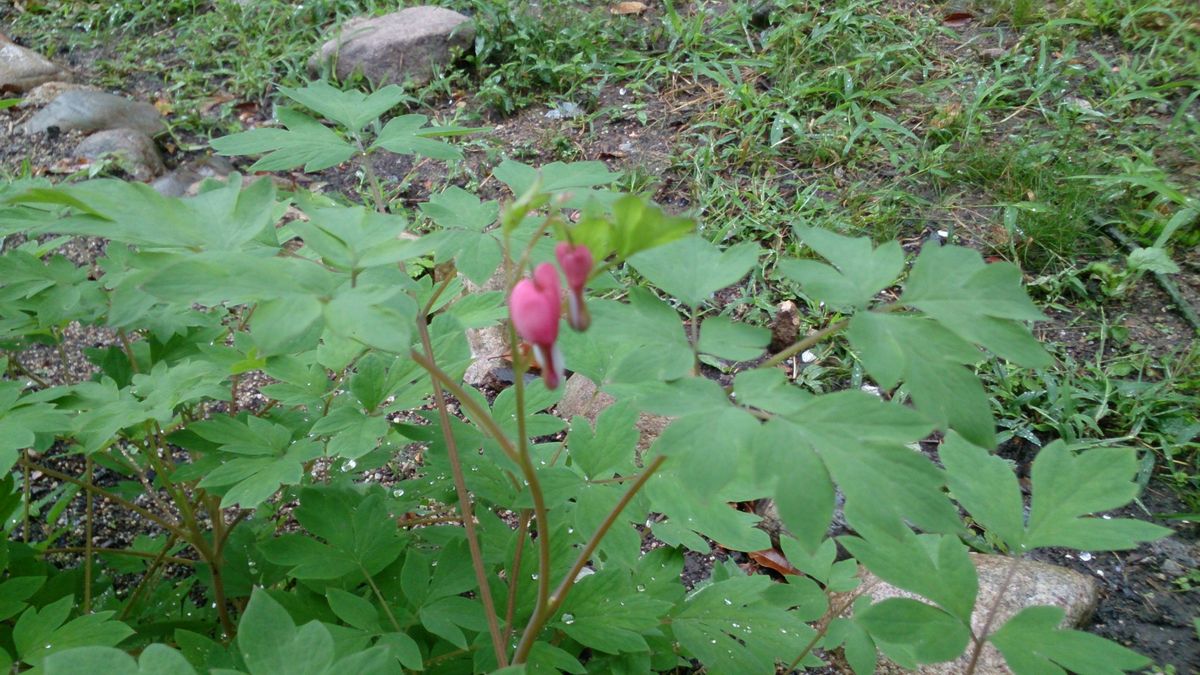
[{"left": 5, "top": 0, "right": 1199, "bottom": 503}]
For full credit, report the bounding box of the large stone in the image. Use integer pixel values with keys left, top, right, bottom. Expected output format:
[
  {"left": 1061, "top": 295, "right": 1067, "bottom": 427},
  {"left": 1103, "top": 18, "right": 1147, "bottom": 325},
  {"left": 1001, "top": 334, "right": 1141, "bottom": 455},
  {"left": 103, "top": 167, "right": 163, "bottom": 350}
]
[
  {"left": 151, "top": 155, "right": 236, "bottom": 197},
  {"left": 73, "top": 128, "right": 165, "bottom": 181},
  {"left": 0, "top": 38, "right": 69, "bottom": 93},
  {"left": 25, "top": 90, "right": 164, "bottom": 137},
  {"left": 18, "top": 81, "right": 100, "bottom": 108},
  {"left": 309, "top": 6, "right": 475, "bottom": 87},
  {"left": 557, "top": 373, "right": 671, "bottom": 452},
  {"left": 834, "top": 554, "right": 1099, "bottom": 674}
]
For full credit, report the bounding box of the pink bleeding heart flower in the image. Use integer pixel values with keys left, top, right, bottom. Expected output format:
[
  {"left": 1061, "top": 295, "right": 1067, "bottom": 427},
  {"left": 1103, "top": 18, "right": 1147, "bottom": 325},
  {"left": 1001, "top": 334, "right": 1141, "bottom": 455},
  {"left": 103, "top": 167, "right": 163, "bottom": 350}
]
[
  {"left": 555, "top": 242, "right": 594, "bottom": 332},
  {"left": 508, "top": 262, "right": 564, "bottom": 389}
]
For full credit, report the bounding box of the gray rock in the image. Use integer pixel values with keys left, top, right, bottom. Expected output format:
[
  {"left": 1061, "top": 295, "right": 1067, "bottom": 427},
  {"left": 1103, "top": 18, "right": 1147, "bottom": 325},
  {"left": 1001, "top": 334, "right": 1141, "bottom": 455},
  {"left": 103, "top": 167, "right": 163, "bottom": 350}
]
[
  {"left": 558, "top": 373, "right": 670, "bottom": 452},
  {"left": 150, "top": 156, "right": 236, "bottom": 197},
  {"left": 309, "top": 6, "right": 475, "bottom": 87},
  {"left": 73, "top": 128, "right": 165, "bottom": 181},
  {"left": 18, "top": 81, "right": 100, "bottom": 108},
  {"left": 0, "top": 37, "right": 69, "bottom": 93},
  {"left": 463, "top": 324, "right": 509, "bottom": 387},
  {"left": 833, "top": 554, "right": 1099, "bottom": 674},
  {"left": 25, "top": 90, "right": 164, "bottom": 137}
]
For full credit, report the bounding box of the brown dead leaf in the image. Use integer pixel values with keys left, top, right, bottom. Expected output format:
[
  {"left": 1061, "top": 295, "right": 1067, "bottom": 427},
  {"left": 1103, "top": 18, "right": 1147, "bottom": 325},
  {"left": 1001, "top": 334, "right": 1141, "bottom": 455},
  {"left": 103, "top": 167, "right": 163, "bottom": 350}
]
[
  {"left": 234, "top": 101, "right": 260, "bottom": 124},
  {"left": 749, "top": 548, "right": 802, "bottom": 576},
  {"left": 942, "top": 10, "right": 974, "bottom": 26},
  {"left": 199, "top": 92, "right": 235, "bottom": 114},
  {"left": 611, "top": 1, "right": 648, "bottom": 15},
  {"left": 48, "top": 157, "right": 92, "bottom": 174}
]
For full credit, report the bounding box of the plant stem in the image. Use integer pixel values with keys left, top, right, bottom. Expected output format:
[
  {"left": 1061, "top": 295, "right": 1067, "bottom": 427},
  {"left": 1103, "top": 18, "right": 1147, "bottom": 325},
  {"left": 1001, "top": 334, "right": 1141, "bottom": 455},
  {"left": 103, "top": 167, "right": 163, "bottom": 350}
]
[
  {"left": 117, "top": 329, "right": 140, "bottom": 374},
  {"left": 22, "top": 450, "right": 30, "bottom": 542},
  {"left": 759, "top": 319, "right": 848, "bottom": 372},
  {"left": 507, "top": 322, "right": 553, "bottom": 651},
  {"left": 503, "top": 510, "right": 533, "bottom": 650},
  {"left": 512, "top": 455, "right": 667, "bottom": 664},
  {"left": 417, "top": 315, "right": 508, "bottom": 668},
  {"left": 689, "top": 305, "right": 701, "bottom": 374},
  {"left": 210, "top": 553, "right": 236, "bottom": 639},
  {"left": 19, "top": 458, "right": 184, "bottom": 538},
  {"left": 117, "top": 533, "right": 182, "bottom": 622},
  {"left": 360, "top": 149, "right": 388, "bottom": 213},
  {"left": 785, "top": 586, "right": 867, "bottom": 671},
  {"left": 42, "top": 546, "right": 195, "bottom": 566},
  {"left": 964, "top": 554, "right": 1023, "bottom": 675},
  {"left": 409, "top": 350, "right": 522, "bottom": 464},
  {"left": 84, "top": 457, "right": 94, "bottom": 613},
  {"left": 362, "top": 564, "right": 404, "bottom": 633},
  {"left": 7, "top": 354, "right": 51, "bottom": 388}
]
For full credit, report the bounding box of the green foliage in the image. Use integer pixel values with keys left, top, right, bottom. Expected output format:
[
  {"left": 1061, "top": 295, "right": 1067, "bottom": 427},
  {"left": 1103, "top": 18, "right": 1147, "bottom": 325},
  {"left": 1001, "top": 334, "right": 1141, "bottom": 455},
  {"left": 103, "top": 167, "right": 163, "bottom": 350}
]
[{"left": 0, "top": 79, "right": 1172, "bottom": 674}]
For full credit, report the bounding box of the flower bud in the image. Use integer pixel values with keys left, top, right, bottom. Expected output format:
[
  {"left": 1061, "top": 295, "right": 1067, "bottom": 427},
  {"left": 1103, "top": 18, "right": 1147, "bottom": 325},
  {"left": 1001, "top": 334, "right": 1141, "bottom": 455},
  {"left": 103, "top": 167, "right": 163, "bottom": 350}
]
[
  {"left": 555, "top": 242, "right": 593, "bottom": 332},
  {"left": 508, "top": 263, "right": 564, "bottom": 388}
]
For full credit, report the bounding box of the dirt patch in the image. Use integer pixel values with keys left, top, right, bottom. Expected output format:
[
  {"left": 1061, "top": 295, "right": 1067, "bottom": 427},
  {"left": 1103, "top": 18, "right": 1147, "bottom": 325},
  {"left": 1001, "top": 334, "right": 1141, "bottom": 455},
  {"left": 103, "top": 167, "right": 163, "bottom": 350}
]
[{"left": 1029, "top": 485, "right": 1200, "bottom": 672}]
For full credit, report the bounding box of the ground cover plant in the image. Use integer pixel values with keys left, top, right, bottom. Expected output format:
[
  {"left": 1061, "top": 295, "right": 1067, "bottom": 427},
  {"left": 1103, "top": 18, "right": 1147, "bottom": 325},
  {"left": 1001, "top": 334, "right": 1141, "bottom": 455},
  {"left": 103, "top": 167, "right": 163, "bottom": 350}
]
[{"left": 1, "top": 0, "right": 1198, "bottom": 673}]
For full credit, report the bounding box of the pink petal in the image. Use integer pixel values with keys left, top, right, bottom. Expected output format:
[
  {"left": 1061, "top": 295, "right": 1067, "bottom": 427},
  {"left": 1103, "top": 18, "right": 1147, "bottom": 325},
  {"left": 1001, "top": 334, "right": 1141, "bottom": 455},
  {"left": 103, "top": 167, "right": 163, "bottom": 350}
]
[{"left": 555, "top": 242, "right": 594, "bottom": 292}]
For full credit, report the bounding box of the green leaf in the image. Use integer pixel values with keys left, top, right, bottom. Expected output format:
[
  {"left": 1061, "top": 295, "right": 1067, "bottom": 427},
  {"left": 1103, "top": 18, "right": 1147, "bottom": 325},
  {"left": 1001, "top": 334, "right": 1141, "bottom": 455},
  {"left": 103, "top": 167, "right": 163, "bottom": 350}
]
[
  {"left": 556, "top": 571, "right": 671, "bottom": 654},
  {"left": 628, "top": 236, "right": 759, "bottom": 307},
  {"left": 370, "top": 114, "right": 468, "bottom": 160},
  {"left": 376, "top": 632, "right": 423, "bottom": 670},
  {"left": 560, "top": 292, "right": 693, "bottom": 386},
  {"left": 566, "top": 400, "right": 639, "bottom": 479},
  {"left": 419, "top": 596, "right": 487, "bottom": 650},
  {"left": 211, "top": 108, "right": 356, "bottom": 172},
  {"left": 841, "top": 532, "right": 977, "bottom": 624},
  {"left": 826, "top": 617, "right": 876, "bottom": 675},
  {"left": 323, "top": 285, "right": 416, "bottom": 354},
  {"left": 0, "top": 576, "right": 46, "bottom": 622},
  {"left": 10, "top": 174, "right": 279, "bottom": 251},
  {"left": 259, "top": 487, "right": 406, "bottom": 579},
  {"left": 1025, "top": 442, "right": 1172, "bottom": 550},
  {"left": 732, "top": 368, "right": 810, "bottom": 416},
  {"left": 846, "top": 311, "right": 997, "bottom": 447},
  {"left": 607, "top": 196, "right": 694, "bottom": 260},
  {"left": 781, "top": 226, "right": 904, "bottom": 310},
  {"left": 856, "top": 598, "right": 971, "bottom": 664},
  {"left": 493, "top": 159, "right": 620, "bottom": 197},
  {"left": 771, "top": 396, "right": 961, "bottom": 536},
  {"left": 279, "top": 81, "right": 407, "bottom": 133},
  {"left": 238, "top": 588, "right": 335, "bottom": 675},
  {"left": 45, "top": 644, "right": 197, "bottom": 675},
  {"left": 645, "top": 473, "right": 769, "bottom": 552},
  {"left": 697, "top": 316, "right": 770, "bottom": 361},
  {"left": 900, "top": 245, "right": 1051, "bottom": 367},
  {"left": 142, "top": 252, "right": 340, "bottom": 306},
  {"left": 672, "top": 575, "right": 816, "bottom": 675},
  {"left": 989, "top": 605, "right": 1151, "bottom": 674},
  {"left": 573, "top": 484, "right": 643, "bottom": 568},
  {"left": 44, "top": 647, "right": 136, "bottom": 675},
  {"left": 326, "top": 589, "right": 381, "bottom": 633},
  {"left": 251, "top": 296, "right": 323, "bottom": 356},
  {"left": 291, "top": 206, "right": 413, "bottom": 271},
  {"left": 1126, "top": 246, "right": 1179, "bottom": 274},
  {"left": 940, "top": 432, "right": 1026, "bottom": 549},
  {"left": 13, "top": 595, "right": 134, "bottom": 668},
  {"left": 754, "top": 421, "right": 833, "bottom": 554},
  {"left": 421, "top": 186, "right": 499, "bottom": 233}
]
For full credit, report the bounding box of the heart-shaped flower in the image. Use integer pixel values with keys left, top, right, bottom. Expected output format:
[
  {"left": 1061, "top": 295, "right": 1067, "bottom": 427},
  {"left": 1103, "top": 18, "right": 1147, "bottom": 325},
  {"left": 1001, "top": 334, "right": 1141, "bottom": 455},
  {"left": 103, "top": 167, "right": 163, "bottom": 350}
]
[
  {"left": 509, "top": 262, "right": 564, "bottom": 388},
  {"left": 555, "top": 242, "right": 594, "bottom": 332}
]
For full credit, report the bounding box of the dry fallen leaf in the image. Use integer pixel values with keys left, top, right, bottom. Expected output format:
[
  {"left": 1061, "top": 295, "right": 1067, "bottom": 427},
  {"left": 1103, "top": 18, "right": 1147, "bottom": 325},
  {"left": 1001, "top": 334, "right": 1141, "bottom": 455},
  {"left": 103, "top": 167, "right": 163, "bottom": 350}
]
[
  {"left": 749, "top": 548, "right": 802, "bottom": 576},
  {"left": 611, "top": 1, "right": 648, "bottom": 15},
  {"left": 943, "top": 10, "right": 974, "bottom": 27},
  {"left": 199, "top": 92, "right": 235, "bottom": 114}
]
